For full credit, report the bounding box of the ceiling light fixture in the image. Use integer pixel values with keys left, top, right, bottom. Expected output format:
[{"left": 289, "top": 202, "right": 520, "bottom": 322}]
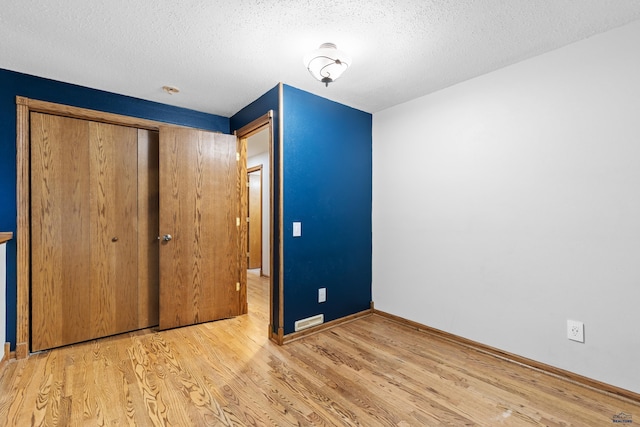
[
  {"left": 162, "top": 85, "right": 180, "bottom": 95},
  {"left": 303, "top": 43, "right": 351, "bottom": 87}
]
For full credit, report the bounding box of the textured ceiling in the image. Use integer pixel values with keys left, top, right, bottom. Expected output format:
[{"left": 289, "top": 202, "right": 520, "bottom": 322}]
[{"left": 2, "top": 1, "right": 640, "bottom": 117}]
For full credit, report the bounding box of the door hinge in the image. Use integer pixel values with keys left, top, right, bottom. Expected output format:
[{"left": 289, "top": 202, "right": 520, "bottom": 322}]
[
  {"left": 236, "top": 282, "right": 240, "bottom": 291},
  {"left": 236, "top": 152, "right": 240, "bottom": 161},
  {"left": 246, "top": 252, "right": 250, "bottom": 257},
  {"left": 246, "top": 217, "right": 250, "bottom": 222},
  {"left": 236, "top": 217, "right": 240, "bottom": 227}
]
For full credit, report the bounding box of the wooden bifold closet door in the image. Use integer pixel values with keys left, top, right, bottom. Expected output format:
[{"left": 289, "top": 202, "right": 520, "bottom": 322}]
[
  {"left": 158, "top": 127, "right": 242, "bottom": 329},
  {"left": 30, "top": 112, "right": 243, "bottom": 352},
  {"left": 30, "top": 112, "right": 159, "bottom": 351}
]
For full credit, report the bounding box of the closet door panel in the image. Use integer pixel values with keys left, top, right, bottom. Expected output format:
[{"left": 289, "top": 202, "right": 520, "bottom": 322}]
[
  {"left": 89, "top": 122, "right": 139, "bottom": 337},
  {"left": 159, "top": 127, "right": 240, "bottom": 330},
  {"left": 31, "top": 113, "right": 92, "bottom": 351},
  {"left": 31, "top": 115, "right": 142, "bottom": 351}
]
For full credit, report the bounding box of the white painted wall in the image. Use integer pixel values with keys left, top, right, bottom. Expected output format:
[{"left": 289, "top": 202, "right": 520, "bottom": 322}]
[
  {"left": 0, "top": 243, "right": 6, "bottom": 362},
  {"left": 373, "top": 19, "right": 640, "bottom": 394},
  {"left": 248, "top": 152, "right": 271, "bottom": 276}
]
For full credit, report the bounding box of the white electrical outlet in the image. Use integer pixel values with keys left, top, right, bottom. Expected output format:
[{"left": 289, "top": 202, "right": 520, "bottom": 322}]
[
  {"left": 567, "top": 319, "right": 584, "bottom": 343},
  {"left": 318, "top": 288, "right": 326, "bottom": 303}
]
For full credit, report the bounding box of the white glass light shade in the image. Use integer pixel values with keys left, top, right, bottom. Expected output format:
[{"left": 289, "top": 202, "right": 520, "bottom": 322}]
[{"left": 303, "top": 43, "right": 351, "bottom": 86}]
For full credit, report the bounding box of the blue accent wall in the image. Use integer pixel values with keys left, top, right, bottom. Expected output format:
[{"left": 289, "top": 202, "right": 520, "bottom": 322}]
[
  {"left": 0, "top": 68, "right": 229, "bottom": 349},
  {"left": 282, "top": 85, "right": 372, "bottom": 334},
  {"left": 1, "top": 70, "right": 373, "bottom": 346},
  {"left": 230, "top": 85, "right": 281, "bottom": 335}
]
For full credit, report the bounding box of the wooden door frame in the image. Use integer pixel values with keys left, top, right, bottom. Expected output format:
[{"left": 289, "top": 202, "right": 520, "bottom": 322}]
[
  {"left": 14, "top": 97, "right": 216, "bottom": 357},
  {"left": 247, "top": 165, "right": 263, "bottom": 273},
  {"left": 235, "top": 112, "right": 276, "bottom": 341}
]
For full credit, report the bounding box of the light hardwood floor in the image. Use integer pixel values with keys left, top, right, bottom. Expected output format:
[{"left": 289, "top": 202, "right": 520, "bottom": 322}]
[{"left": 1, "top": 272, "right": 638, "bottom": 426}]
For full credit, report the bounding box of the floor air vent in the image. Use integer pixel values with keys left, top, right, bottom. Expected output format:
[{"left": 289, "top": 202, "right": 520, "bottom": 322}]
[{"left": 294, "top": 314, "right": 324, "bottom": 332}]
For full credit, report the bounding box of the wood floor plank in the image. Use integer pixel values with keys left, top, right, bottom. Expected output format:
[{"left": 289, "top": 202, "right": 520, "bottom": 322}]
[
  {"left": 1, "top": 270, "right": 639, "bottom": 426},
  {"left": 290, "top": 331, "right": 475, "bottom": 426}
]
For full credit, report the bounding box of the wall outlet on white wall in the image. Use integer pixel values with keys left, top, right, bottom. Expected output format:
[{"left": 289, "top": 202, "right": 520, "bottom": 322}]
[{"left": 567, "top": 319, "right": 584, "bottom": 343}]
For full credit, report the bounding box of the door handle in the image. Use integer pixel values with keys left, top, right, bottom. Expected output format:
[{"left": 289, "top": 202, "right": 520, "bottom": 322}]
[{"left": 161, "top": 234, "right": 172, "bottom": 242}]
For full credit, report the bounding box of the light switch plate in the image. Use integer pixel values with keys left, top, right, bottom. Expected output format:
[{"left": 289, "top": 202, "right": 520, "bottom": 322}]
[
  {"left": 293, "top": 222, "right": 302, "bottom": 237},
  {"left": 318, "top": 288, "right": 326, "bottom": 303}
]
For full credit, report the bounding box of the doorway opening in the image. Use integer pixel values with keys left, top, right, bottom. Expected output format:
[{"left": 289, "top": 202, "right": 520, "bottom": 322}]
[
  {"left": 236, "top": 113, "right": 274, "bottom": 336},
  {"left": 247, "top": 165, "right": 263, "bottom": 273}
]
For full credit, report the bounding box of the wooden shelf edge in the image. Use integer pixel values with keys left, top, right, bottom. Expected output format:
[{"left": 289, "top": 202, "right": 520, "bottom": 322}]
[{"left": 0, "top": 232, "right": 13, "bottom": 244}]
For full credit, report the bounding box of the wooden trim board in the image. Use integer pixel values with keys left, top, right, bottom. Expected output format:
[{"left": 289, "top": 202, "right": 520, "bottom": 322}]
[
  {"left": 373, "top": 309, "right": 640, "bottom": 404},
  {"left": 0, "top": 233, "right": 12, "bottom": 244},
  {"left": 0, "top": 344, "right": 11, "bottom": 375},
  {"left": 17, "top": 97, "right": 166, "bottom": 131},
  {"left": 278, "top": 83, "right": 285, "bottom": 342},
  {"left": 16, "top": 98, "right": 29, "bottom": 359},
  {"left": 235, "top": 111, "right": 272, "bottom": 139},
  {"left": 234, "top": 110, "right": 275, "bottom": 341},
  {"left": 281, "top": 309, "right": 374, "bottom": 344}
]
